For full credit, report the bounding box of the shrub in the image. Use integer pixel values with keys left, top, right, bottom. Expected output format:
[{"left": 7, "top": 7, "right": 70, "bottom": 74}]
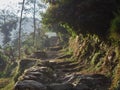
[
  {"left": 61, "top": 23, "right": 77, "bottom": 38},
  {"left": 109, "top": 12, "right": 120, "bottom": 41}
]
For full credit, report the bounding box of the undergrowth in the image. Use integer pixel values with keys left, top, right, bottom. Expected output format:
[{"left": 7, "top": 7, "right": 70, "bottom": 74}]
[{"left": 109, "top": 11, "right": 120, "bottom": 42}]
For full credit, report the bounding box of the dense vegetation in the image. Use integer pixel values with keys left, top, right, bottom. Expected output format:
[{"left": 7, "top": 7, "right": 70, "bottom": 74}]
[{"left": 42, "top": 0, "right": 120, "bottom": 41}]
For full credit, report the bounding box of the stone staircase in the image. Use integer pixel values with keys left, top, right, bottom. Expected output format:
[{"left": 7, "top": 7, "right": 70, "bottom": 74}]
[{"left": 14, "top": 46, "right": 110, "bottom": 90}]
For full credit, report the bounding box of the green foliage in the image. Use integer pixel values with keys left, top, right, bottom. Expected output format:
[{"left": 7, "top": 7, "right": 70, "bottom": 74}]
[
  {"left": 0, "top": 54, "right": 18, "bottom": 90},
  {"left": 0, "top": 78, "right": 15, "bottom": 90},
  {"left": 91, "top": 51, "right": 101, "bottom": 65},
  {"left": 0, "top": 51, "right": 9, "bottom": 77},
  {"left": 42, "top": 0, "right": 118, "bottom": 39},
  {"left": 0, "top": 9, "right": 18, "bottom": 45},
  {"left": 114, "top": 80, "right": 120, "bottom": 90},
  {"left": 3, "top": 44, "right": 16, "bottom": 61},
  {"left": 64, "top": 48, "right": 73, "bottom": 55},
  {"left": 0, "top": 52, "right": 8, "bottom": 62},
  {"left": 41, "top": 0, "right": 74, "bottom": 34},
  {"left": 110, "top": 61, "right": 120, "bottom": 90},
  {"left": 5, "top": 62, "right": 18, "bottom": 77},
  {"left": 61, "top": 23, "right": 77, "bottom": 38},
  {"left": 109, "top": 12, "right": 120, "bottom": 41},
  {"left": 0, "top": 78, "right": 10, "bottom": 89}
]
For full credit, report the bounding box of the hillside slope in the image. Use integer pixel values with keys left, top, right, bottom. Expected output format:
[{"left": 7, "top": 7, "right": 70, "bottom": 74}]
[{"left": 69, "top": 35, "right": 120, "bottom": 90}]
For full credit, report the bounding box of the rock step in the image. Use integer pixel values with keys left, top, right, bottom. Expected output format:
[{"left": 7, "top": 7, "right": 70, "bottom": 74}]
[
  {"left": 14, "top": 80, "right": 47, "bottom": 90},
  {"left": 18, "top": 66, "right": 56, "bottom": 84},
  {"left": 49, "top": 60, "right": 75, "bottom": 66},
  {"left": 55, "top": 66, "right": 84, "bottom": 73},
  {"left": 37, "top": 60, "right": 74, "bottom": 67},
  {"left": 28, "top": 51, "right": 48, "bottom": 59},
  {"left": 53, "top": 62, "right": 80, "bottom": 69},
  {"left": 14, "top": 46, "right": 111, "bottom": 90},
  {"left": 49, "top": 46, "right": 62, "bottom": 51},
  {"left": 55, "top": 54, "right": 72, "bottom": 59},
  {"left": 14, "top": 74, "right": 110, "bottom": 90},
  {"left": 47, "top": 60, "right": 83, "bottom": 73}
]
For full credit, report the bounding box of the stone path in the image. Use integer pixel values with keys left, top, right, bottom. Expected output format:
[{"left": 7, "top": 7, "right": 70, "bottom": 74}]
[{"left": 14, "top": 46, "right": 110, "bottom": 90}]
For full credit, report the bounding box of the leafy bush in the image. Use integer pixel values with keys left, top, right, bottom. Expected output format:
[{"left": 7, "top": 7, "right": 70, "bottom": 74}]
[
  {"left": 61, "top": 23, "right": 77, "bottom": 38},
  {"left": 109, "top": 12, "right": 120, "bottom": 41},
  {"left": 91, "top": 51, "right": 101, "bottom": 65},
  {"left": 42, "top": 0, "right": 118, "bottom": 38},
  {"left": 115, "top": 81, "right": 120, "bottom": 90}
]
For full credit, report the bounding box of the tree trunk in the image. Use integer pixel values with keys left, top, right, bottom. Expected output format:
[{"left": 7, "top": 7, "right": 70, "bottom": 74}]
[
  {"left": 18, "top": 0, "right": 25, "bottom": 59},
  {"left": 33, "top": 0, "right": 36, "bottom": 49}
]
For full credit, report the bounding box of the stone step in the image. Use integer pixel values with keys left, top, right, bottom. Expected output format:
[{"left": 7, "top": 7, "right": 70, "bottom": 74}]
[
  {"left": 55, "top": 66, "right": 84, "bottom": 73},
  {"left": 53, "top": 62, "right": 79, "bottom": 69},
  {"left": 49, "top": 60, "right": 74, "bottom": 66}
]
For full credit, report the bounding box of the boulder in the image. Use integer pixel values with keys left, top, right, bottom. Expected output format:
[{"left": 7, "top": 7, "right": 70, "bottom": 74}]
[
  {"left": 14, "top": 80, "right": 47, "bottom": 90},
  {"left": 47, "top": 83, "right": 73, "bottom": 90},
  {"left": 75, "top": 83, "right": 90, "bottom": 90},
  {"left": 18, "top": 66, "right": 55, "bottom": 84},
  {"left": 74, "top": 74, "right": 110, "bottom": 90}
]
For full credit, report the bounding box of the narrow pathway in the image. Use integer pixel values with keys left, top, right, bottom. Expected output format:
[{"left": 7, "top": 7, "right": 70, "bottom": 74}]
[{"left": 14, "top": 46, "right": 110, "bottom": 90}]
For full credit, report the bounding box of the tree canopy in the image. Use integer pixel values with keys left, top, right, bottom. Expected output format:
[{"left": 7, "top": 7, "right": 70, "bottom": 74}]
[
  {"left": 42, "top": 0, "right": 120, "bottom": 39},
  {"left": 0, "top": 10, "right": 18, "bottom": 45}
]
